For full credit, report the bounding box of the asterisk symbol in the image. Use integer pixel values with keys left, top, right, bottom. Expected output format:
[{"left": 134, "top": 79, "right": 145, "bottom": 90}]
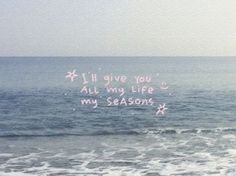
[
  {"left": 156, "top": 103, "right": 168, "bottom": 116},
  {"left": 65, "top": 69, "right": 78, "bottom": 82}
]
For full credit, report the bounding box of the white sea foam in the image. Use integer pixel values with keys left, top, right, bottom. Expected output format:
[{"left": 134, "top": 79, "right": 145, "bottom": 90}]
[
  {"left": 0, "top": 172, "right": 33, "bottom": 176},
  {"left": 0, "top": 154, "right": 13, "bottom": 157},
  {"left": 223, "top": 134, "right": 236, "bottom": 139},
  {"left": 226, "top": 149, "right": 236, "bottom": 156}
]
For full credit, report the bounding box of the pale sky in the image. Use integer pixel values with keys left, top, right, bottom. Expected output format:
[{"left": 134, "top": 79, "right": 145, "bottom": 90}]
[{"left": 0, "top": 0, "right": 236, "bottom": 56}]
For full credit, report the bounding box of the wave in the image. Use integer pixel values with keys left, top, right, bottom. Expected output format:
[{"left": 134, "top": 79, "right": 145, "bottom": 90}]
[
  {"left": 0, "top": 127, "right": 236, "bottom": 138},
  {"left": 141, "top": 127, "right": 236, "bottom": 135},
  {"left": 0, "top": 130, "right": 140, "bottom": 138}
]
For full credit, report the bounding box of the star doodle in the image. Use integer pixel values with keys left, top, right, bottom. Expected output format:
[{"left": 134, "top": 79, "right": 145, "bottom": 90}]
[
  {"left": 156, "top": 103, "right": 168, "bottom": 116},
  {"left": 65, "top": 69, "right": 78, "bottom": 82}
]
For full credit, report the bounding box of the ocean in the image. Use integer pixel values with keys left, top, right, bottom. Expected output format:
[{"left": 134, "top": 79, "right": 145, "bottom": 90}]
[{"left": 0, "top": 57, "right": 236, "bottom": 176}]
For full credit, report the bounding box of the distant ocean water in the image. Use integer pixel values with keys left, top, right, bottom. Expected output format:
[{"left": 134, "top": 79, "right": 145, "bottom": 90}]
[{"left": 0, "top": 57, "right": 236, "bottom": 176}]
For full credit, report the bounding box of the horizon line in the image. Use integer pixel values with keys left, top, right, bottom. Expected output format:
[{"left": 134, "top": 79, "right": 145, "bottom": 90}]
[{"left": 0, "top": 56, "right": 236, "bottom": 58}]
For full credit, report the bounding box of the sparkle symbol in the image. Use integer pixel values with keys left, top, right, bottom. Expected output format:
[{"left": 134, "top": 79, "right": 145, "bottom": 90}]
[
  {"left": 156, "top": 103, "right": 168, "bottom": 116},
  {"left": 66, "top": 69, "right": 78, "bottom": 82}
]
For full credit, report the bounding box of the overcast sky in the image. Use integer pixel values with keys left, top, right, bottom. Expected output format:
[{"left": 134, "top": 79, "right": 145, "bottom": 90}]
[{"left": 0, "top": 0, "right": 236, "bottom": 56}]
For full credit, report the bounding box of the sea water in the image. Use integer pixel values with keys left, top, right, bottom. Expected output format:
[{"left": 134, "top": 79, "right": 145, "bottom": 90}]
[{"left": 0, "top": 57, "right": 236, "bottom": 175}]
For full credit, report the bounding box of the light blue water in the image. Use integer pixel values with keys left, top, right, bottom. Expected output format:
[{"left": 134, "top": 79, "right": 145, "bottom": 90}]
[{"left": 0, "top": 57, "right": 236, "bottom": 175}]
